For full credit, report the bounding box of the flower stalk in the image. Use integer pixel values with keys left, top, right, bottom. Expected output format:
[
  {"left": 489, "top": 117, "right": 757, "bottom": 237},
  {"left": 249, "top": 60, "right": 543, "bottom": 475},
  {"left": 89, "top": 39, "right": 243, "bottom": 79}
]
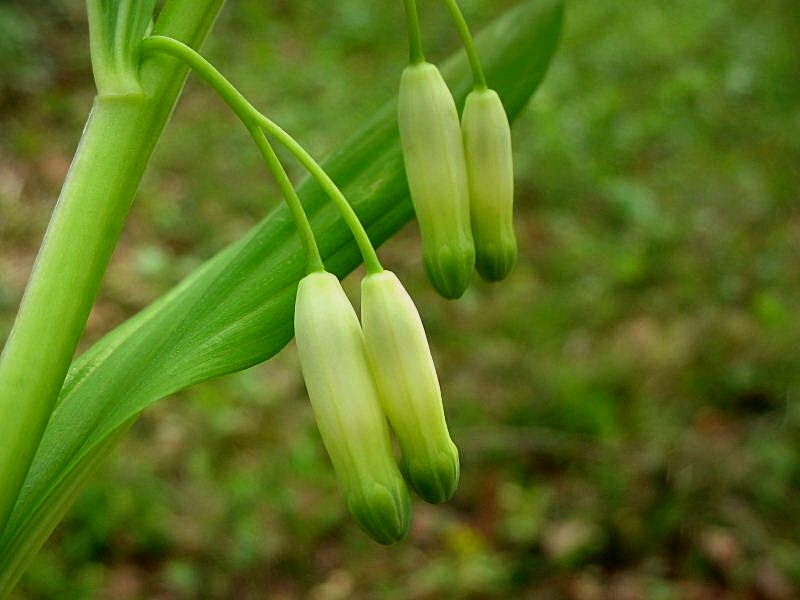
[
  {"left": 402, "top": 0, "right": 426, "bottom": 64},
  {"left": 440, "top": 0, "right": 487, "bottom": 90},
  {"left": 139, "top": 35, "right": 383, "bottom": 275}
]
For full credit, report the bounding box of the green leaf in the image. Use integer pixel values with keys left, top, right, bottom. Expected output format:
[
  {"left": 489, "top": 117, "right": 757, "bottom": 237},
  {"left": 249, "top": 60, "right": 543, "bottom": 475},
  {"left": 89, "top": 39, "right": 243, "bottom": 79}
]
[
  {"left": 0, "top": 0, "right": 563, "bottom": 589},
  {"left": 88, "top": 0, "right": 157, "bottom": 95}
]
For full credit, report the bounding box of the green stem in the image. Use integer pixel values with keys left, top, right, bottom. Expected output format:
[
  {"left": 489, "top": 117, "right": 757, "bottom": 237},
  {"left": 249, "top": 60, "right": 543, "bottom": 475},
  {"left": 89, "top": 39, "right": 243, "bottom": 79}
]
[
  {"left": 140, "top": 35, "right": 324, "bottom": 273},
  {"left": 402, "top": 0, "right": 426, "bottom": 64},
  {"left": 441, "top": 0, "right": 487, "bottom": 89},
  {"left": 248, "top": 125, "right": 325, "bottom": 273},
  {"left": 254, "top": 116, "right": 384, "bottom": 275},
  {"left": 0, "top": 0, "right": 226, "bottom": 541},
  {"left": 0, "top": 98, "right": 147, "bottom": 538},
  {"left": 140, "top": 35, "right": 384, "bottom": 275}
]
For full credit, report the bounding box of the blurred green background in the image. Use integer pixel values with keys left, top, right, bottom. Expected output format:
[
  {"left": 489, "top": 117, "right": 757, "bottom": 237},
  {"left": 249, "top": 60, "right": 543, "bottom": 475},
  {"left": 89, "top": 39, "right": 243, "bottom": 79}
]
[{"left": 2, "top": 0, "right": 800, "bottom": 597}]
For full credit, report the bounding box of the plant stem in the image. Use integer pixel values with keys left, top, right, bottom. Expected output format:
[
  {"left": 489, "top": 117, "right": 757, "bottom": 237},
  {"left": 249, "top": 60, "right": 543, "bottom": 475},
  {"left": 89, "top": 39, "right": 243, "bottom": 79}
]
[
  {"left": 440, "top": 0, "right": 487, "bottom": 89},
  {"left": 140, "top": 35, "right": 384, "bottom": 275},
  {"left": 0, "top": 98, "right": 146, "bottom": 537},
  {"left": 254, "top": 116, "right": 384, "bottom": 275},
  {"left": 142, "top": 34, "right": 325, "bottom": 274},
  {"left": 0, "top": 0, "right": 226, "bottom": 540},
  {"left": 402, "top": 0, "right": 426, "bottom": 64},
  {"left": 248, "top": 125, "right": 325, "bottom": 273}
]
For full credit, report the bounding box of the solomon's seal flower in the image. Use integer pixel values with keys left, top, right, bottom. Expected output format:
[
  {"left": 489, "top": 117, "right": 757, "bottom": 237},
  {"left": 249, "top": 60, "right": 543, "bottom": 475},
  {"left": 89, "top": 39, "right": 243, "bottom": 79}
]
[
  {"left": 361, "top": 270, "right": 460, "bottom": 504},
  {"left": 294, "top": 272, "right": 412, "bottom": 544},
  {"left": 398, "top": 61, "right": 475, "bottom": 299},
  {"left": 461, "top": 87, "right": 517, "bottom": 281}
]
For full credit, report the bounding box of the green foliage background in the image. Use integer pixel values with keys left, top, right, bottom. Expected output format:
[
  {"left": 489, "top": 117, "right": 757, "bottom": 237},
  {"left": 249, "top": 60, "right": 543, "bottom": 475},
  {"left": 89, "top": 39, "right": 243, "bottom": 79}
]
[{"left": 1, "top": 0, "right": 799, "bottom": 597}]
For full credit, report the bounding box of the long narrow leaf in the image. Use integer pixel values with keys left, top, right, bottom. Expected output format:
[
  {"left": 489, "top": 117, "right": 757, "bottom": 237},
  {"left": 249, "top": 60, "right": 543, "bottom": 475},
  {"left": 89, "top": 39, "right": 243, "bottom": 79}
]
[{"left": 0, "top": 0, "right": 564, "bottom": 579}]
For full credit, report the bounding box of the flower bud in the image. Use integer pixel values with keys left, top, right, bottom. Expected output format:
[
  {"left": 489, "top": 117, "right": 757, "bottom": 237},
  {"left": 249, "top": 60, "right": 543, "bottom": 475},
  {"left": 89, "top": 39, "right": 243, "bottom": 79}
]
[
  {"left": 361, "top": 270, "right": 460, "bottom": 504},
  {"left": 461, "top": 88, "right": 517, "bottom": 281},
  {"left": 294, "top": 272, "right": 411, "bottom": 544},
  {"left": 398, "top": 62, "right": 475, "bottom": 299}
]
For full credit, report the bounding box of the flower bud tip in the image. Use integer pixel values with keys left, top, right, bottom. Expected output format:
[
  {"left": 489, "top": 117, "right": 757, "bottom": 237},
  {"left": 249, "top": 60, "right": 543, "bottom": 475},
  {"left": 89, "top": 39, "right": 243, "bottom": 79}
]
[
  {"left": 406, "top": 443, "right": 460, "bottom": 504},
  {"left": 476, "top": 238, "right": 517, "bottom": 282},
  {"left": 347, "top": 482, "right": 412, "bottom": 545},
  {"left": 423, "top": 241, "right": 475, "bottom": 300}
]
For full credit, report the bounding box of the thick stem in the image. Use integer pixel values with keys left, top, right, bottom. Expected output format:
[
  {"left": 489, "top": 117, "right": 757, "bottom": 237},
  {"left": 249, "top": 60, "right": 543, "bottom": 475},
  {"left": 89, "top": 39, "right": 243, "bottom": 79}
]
[
  {"left": 0, "top": 98, "right": 145, "bottom": 534},
  {"left": 441, "top": 0, "right": 487, "bottom": 89},
  {"left": 0, "top": 0, "right": 226, "bottom": 540}
]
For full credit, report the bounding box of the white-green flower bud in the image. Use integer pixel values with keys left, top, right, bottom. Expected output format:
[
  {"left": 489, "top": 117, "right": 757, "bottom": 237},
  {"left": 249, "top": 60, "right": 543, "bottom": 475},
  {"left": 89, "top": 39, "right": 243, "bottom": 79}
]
[
  {"left": 294, "top": 272, "right": 411, "bottom": 544},
  {"left": 398, "top": 62, "right": 475, "bottom": 299},
  {"left": 461, "top": 88, "right": 517, "bottom": 281},
  {"left": 361, "top": 270, "right": 460, "bottom": 504}
]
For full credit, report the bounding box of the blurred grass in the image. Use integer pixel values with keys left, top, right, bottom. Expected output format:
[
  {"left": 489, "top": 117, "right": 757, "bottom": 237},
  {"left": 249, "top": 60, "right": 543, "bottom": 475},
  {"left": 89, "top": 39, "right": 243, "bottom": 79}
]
[{"left": 1, "top": 0, "right": 800, "bottom": 598}]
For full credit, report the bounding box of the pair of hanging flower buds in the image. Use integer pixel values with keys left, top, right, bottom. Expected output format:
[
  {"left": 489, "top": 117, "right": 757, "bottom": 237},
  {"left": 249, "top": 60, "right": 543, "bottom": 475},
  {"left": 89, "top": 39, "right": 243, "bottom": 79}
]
[
  {"left": 140, "top": 0, "right": 512, "bottom": 544},
  {"left": 398, "top": 0, "right": 517, "bottom": 299},
  {"left": 295, "top": 270, "right": 458, "bottom": 543}
]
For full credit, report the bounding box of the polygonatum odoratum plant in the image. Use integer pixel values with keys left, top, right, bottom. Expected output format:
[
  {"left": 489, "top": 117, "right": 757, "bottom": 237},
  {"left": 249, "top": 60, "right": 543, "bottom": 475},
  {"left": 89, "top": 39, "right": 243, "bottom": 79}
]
[{"left": 0, "top": 0, "right": 563, "bottom": 593}]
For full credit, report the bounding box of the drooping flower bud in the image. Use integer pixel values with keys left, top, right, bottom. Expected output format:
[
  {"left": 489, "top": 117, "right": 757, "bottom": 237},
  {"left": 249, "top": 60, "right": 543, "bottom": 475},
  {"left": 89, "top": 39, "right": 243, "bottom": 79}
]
[
  {"left": 361, "top": 270, "right": 460, "bottom": 504},
  {"left": 461, "top": 88, "right": 517, "bottom": 281},
  {"left": 294, "top": 272, "right": 412, "bottom": 544},
  {"left": 398, "top": 62, "right": 475, "bottom": 299}
]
